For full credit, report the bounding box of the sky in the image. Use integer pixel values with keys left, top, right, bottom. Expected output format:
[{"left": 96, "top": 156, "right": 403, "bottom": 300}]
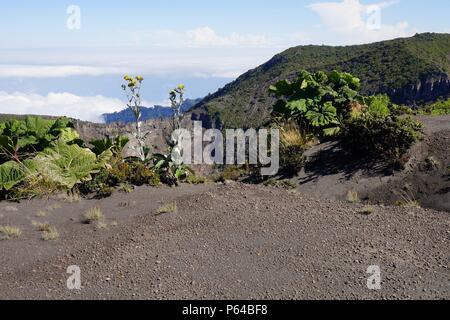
[{"left": 0, "top": 0, "right": 448, "bottom": 122}]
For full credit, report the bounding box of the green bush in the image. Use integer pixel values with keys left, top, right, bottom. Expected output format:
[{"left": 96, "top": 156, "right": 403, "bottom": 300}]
[
  {"left": 186, "top": 175, "right": 207, "bottom": 185},
  {"left": 418, "top": 99, "right": 450, "bottom": 115},
  {"left": 364, "top": 95, "right": 391, "bottom": 118},
  {"left": 151, "top": 153, "right": 194, "bottom": 186},
  {"left": 79, "top": 161, "right": 161, "bottom": 197},
  {"left": 213, "top": 165, "right": 248, "bottom": 183},
  {"left": 270, "top": 70, "right": 363, "bottom": 136},
  {"left": 0, "top": 116, "right": 78, "bottom": 163},
  {"left": 341, "top": 115, "right": 423, "bottom": 161}
]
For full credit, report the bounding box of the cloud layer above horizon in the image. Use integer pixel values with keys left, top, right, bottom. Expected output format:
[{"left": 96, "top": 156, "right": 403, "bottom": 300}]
[{"left": 0, "top": 91, "right": 125, "bottom": 123}]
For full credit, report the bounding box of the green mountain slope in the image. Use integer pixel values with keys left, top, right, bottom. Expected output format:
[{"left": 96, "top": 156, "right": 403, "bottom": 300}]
[{"left": 190, "top": 33, "right": 450, "bottom": 128}]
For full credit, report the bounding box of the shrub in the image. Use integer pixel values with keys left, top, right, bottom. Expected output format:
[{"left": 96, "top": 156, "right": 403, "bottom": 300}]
[
  {"left": 152, "top": 153, "right": 193, "bottom": 186},
  {"left": 263, "top": 179, "right": 297, "bottom": 189},
  {"left": 364, "top": 95, "right": 391, "bottom": 118},
  {"left": 127, "top": 161, "right": 158, "bottom": 186},
  {"left": 390, "top": 104, "right": 415, "bottom": 116},
  {"left": 186, "top": 175, "right": 207, "bottom": 185},
  {"left": 214, "top": 165, "right": 247, "bottom": 182},
  {"left": 418, "top": 99, "right": 450, "bottom": 115},
  {"left": 341, "top": 116, "right": 423, "bottom": 162},
  {"left": 270, "top": 70, "right": 363, "bottom": 136},
  {"left": 79, "top": 160, "right": 161, "bottom": 197}
]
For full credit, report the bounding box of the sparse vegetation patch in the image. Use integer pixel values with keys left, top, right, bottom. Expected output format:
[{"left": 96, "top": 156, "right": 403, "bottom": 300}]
[
  {"left": 0, "top": 226, "right": 22, "bottom": 240},
  {"left": 82, "top": 207, "right": 104, "bottom": 224}
]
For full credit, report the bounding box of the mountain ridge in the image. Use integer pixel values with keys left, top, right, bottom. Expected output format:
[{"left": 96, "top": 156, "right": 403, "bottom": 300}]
[
  {"left": 189, "top": 33, "right": 450, "bottom": 129},
  {"left": 103, "top": 98, "right": 201, "bottom": 124}
]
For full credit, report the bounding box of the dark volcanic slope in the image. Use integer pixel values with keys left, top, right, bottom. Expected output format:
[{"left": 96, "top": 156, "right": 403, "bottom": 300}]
[
  {"left": 0, "top": 184, "right": 448, "bottom": 300},
  {"left": 190, "top": 33, "right": 450, "bottom": 128}
]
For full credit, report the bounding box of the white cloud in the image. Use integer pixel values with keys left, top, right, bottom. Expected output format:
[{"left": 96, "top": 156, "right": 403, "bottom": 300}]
[
  {"left": 0, "top": 47, "right": 278, "bottom": 79},
  {"left": 309, "top": 0, "right": 414, "bottom": 44},
  {"left": 0, "top": 91, "right": 126, "bottom": 122},
  {"left": 129, "top": 27, "right": 271, "bottom": 48},
  {"left": 0, "top": 65, "right": 126, "bottom": 78},
  {"left": 186, "top": 27, "right": 270, "bottom": 47}
]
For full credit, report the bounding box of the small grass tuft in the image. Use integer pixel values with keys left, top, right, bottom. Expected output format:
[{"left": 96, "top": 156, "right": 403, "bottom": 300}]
[
  {"left": 82, "top": 207, "right": 104, "bottom": 224},
  {"left": 96, "top": 221, "right": 108, "bottom": 230},
  {"left": 394, "top": 189, "right": 420, "bottom": 208},
  {"left": 42, "top": 226, "right": 59, "bottom": 241},
  {"left": 263, "top": 179, "right": 297, "bottom": 190},
  {"left": 36, "top": 210, "right": 48, "bottom": 217},
  {"left": 31, "top": 221, "right": 52, "bottom": 232},
  {"left": 64, "top": 192, "right": 81, "bottom": 203},
  {"left": 0, "top": 226, "right": 22, "bottom": 240},
  {"left": 119, "top": 183, "right": 134, "bottom": 194},
  {"left": 346, "top": 190, "right": 359, "bottom": 203},
  {"left": 156, "top": 203, "right": 177, "bottom": 215},
  {"left": 359, "top": 205, "right": 376, "bottom": 215},
  {"left": 46, "top": 203, "right": 62, "bottom": 211}
]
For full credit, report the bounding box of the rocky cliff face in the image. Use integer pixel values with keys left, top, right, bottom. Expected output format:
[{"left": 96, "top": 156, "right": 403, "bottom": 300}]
[
  {"left": 390, "top": 73, "right": 450, "bottom": 106},
  {"left": 73, "top": 118, "right": 172, "bottom": 155}
]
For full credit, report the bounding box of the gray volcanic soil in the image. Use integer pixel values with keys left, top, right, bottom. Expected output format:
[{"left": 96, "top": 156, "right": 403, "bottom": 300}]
[
  {"left": 0, "top": 183, "right": 448, "bottom": 300},
  {"left": 294, "top": 116, "right": 450, "bottom": 212}
]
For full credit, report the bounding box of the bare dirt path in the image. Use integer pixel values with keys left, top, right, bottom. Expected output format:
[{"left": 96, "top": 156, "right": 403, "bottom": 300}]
[{"left": 0, "top": 183, "right": 448, "bottom": 300}]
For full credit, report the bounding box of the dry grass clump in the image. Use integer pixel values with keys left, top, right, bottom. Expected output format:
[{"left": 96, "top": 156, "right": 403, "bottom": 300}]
[
  {"left": 359, "top": 205, "right": 376, "bottom": 215},
  {"left": 346, "top": 190, "right": 359, "bottom": 203},
  {"left": 32, "top": 221, "right": 52, "bottom": 232},
  {"left": 156, "top": 203, "right": 177, "bottom": 215},
  {"left": 42, "top": 226, "right": 59, "bottom": 241},
  {"left": 31, "top": 221, "right": 59, "bottom": 241},
  {"left": 36, "top": 210, "right": 48, "bottom": 217},
  {"left": 278, "top": 122, "right": 315, "bottom": 174},
  {"left": 394, "top": 189, "right": 420, "bottom": 208},
  {"left": 0, "top": 226, "right": 22, "bottom": 240},
  {"left": 82, "top": 207, "right": 104, "bottom": 224},
  {"left": 280, "top": 122, "right": 314, "bottom": 149}
]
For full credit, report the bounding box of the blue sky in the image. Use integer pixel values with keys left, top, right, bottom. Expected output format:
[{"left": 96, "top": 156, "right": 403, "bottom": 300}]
[{"left": 0, "top": 0, "right": 448, "bottom": 121}]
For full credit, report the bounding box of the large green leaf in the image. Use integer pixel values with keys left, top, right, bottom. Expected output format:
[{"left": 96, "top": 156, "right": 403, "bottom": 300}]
[
  {"left": 90, "top": 136, "right": 129, "bottom": 157},
  {"left": 33, "top": 143, "right": 111, "bottom": 189},
  {"left": 286, "top": 99, "right": 307, "bottom": 113},
  {"left": 0, "top": 116, "right": 76, "bottom": 162},
  {"left": 0, "top": 161, "right": 25, "bottom": 191},
  {"left": 269, "top": 80, "right": 293, "bottom": 97},
  {"left": 306, "top": 102, "right": 337, "bottom": 127},
  {"left": 56, "top": 128, "right": 80, "bottom": 144}
]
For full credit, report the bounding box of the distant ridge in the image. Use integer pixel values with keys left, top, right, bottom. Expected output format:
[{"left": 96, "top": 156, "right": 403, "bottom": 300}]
[
  {"left": 189, "top": 33, "right": 450, "bottom": 128},
  {"left": 103, "top": 98, "right": 202, "bottom": 124}
]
